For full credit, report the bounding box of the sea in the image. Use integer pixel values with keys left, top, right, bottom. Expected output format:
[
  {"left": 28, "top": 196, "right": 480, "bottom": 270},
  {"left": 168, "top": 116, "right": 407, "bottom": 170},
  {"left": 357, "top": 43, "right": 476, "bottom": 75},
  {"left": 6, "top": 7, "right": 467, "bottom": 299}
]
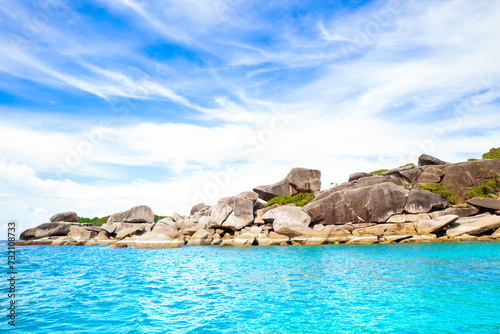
[{"left": 1, "top": 242, "right": 499, "bottom": 333}]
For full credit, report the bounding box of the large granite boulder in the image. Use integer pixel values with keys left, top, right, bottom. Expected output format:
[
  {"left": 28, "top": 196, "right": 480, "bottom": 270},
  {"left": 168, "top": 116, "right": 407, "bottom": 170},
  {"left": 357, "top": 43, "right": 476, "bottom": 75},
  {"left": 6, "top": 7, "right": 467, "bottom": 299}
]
[
  {"left": 253, "top": 167, "right": 321, "bottom": 201},
  {"left": 209, "top": 192, "right": 257, "bottom": 231},
  {"left": 107, "top": 205, "right": 154, "bottom": 224},
  {"left": 151, "top": 223, "right": 182, "bottom": 239},
  {"left": 418, "top": 154, "right": 448, "bottom": 166},
  {"left": 404, "top": 189, "right": 447, "bottom": 213},
  {"left": 20, "top": 222, "right": 73, "bottom": 240},
  {"left": 414, "top": 215, "right": 458, "bottom": 235},
  {"left": 446, "top": 214, "right": 500, "bottom": 237},
  {"left": 466, "top": 197, "right": 500, "bottom": 211},
  {"left": 261, "top": 206, "right": 312, "bottom": 237},
  {"left": 304, "top": 182, "right": 409, "bottom": 225},
  {"left": 50, "top": 211, "right": 79, "bottom": 222},
  {"left": 67, "top": 225, "right": 101, "bottom": 240},
  {"left": 187, "top": 229, "right": 213, "bottom": 245},
  {"left": 190, "top": 203, "right": 206, "bottom": 215},
  {"left": 134, "top": 232, "right": 181, "bottom": 248},
  {"left": 417, "top": 167, "right": 445, "bottom": 184},
  {"left": 440, "top": 159, "right": 500, "bottom": 202},
  {"left": 116, "top": 225, "right": 146, "bottom": 240}
]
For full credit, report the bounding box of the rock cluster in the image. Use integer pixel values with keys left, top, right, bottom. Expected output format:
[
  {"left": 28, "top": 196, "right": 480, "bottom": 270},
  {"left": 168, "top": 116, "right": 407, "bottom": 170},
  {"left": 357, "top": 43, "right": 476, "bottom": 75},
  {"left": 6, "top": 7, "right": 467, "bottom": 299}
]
[{"left": 18, "top": 156, "right": 500, "bottom": 248}]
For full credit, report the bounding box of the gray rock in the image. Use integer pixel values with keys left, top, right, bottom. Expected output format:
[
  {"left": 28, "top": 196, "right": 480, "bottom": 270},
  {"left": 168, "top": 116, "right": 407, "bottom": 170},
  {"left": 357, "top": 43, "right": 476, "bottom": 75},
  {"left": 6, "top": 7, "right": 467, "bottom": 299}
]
[
  {"left": 190, "top": 203, "right": 206, "bottom": 215},
  {"left": 187, "top": 229, "right": 213, "bottom": 245},
  {"left": 107, "top": 205, "right": 154, "bottom": 224},
  {"left": 466, "top": 197, "right": 500, "bottom": 211},
  {"left": 209, "top": 197, "right": 234, "bottom": 228},
  {"left": 429, "top": 207, "right": 479, "bottom": 219},
  {"left": 116, "top": 226, "right": 146, "bottom": 240},
  {"left": 304, "top": 182, "right": 409, "bottom": 225},
  {"left": 446, "top": 215, "right": 500, "bottom": 237},
  {"left": 418, "top": 154, "right": 448, "bottom": 166},
  {"left": 50, "top": 211, "right": 78, "bottom": 223},
  {"left": 222, "top": 196, "right": 254, "bottom": 231},
  {"left": 253, "top": 167, "right": 321, "bottom": 201},
  {"left": 417, "top": 166, "right": 445, "bottom": 184},
  {"left": 414, "top": 215, "right": 458, "bottom": 235},
  {"left": 262, "top": 206, "right": 312, "bottom": 237},
  {"left": 67, "top": 225, "right": 100, "bottom": 240},
  {"left": 236, "top": 191, "right": 259, "bottom": 203},
  {"left": 399, "top": 168, "right": 423, "bottom": 183},
  {"left": 348, "top": 172, "right": 368, "bottom": 182},
  {"left": 151, "top": 223, "right": 182, "bottom": 239},
  {"left": 404, "top": 189, "right": 447, "bottom": 213},
  {"left": 20, "top": 222, "right": 73, "bottom": 240}
]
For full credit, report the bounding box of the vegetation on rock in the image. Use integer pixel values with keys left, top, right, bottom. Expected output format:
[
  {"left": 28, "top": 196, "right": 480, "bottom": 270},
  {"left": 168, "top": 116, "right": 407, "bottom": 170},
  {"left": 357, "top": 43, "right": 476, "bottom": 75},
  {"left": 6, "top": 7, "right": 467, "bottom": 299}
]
[
  {"left": 482, "top": 147, "right": 500, "bottom": 159},
  {"left": 370, "top": 169, "right": 389, "bottom": 175},
  {"left": 78, "top": 216, "right": 109, "bottom": 226},
  {"left": 400, "top": 163, "right": 415, "bottom": 168},
  {"left": 154, "top": 215, "right": 167, "bottom": 222},
  {"left": 465, "top": 173, "right": 500, "bottom": 198},
  {"left": 418, "top": 183, "right": 459, "bottom": 205},
  {"left": 265, "top": 192, "right": 315, "bottom": 208}
]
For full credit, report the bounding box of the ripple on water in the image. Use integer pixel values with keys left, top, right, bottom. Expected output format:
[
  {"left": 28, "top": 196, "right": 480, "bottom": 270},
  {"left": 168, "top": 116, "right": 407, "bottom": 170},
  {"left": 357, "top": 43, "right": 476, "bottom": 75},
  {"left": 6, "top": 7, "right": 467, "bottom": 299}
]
[{"left": 1, "top": 242, "right": 500, "bottom": 333}]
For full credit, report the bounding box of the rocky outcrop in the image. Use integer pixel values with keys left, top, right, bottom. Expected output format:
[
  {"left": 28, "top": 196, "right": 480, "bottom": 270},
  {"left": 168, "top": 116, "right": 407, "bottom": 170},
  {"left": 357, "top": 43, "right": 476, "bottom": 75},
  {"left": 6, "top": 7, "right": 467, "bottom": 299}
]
[
  {"left": 304, "top": 182, "right": 409, "bottom": 225},
  {"left": 253, "top": 167, "right": 321, "bottom": 201},
  {"left": 20, "top": 222, "right": 74, "bottom": 240},
  {"left": 414, "top": 215, "right": 458, "bottom": 235},
  {"left": 418, "top": 154, "right": 448, "bottom": 166},
  {"left": 50, "top": 211, "right": 78, "bottom": 222},
  {"left": 446, "top": 214, "right": 500, "bottom": 237},
  {"left": 262, "top": 206, "right": 312, "bottom": 237},
  {"left": 440, "top": 159, "right": 500, "bottom": 202},
  {"left": 404, "top": 189, "right": 447, "bottom": 213},
  {"left": 190, "top": 203, "right": 206, "bottom": 215},
  {"left": 107, "top": 205, "right": 154, "bottom": 224},
  {"left": 466, "top": 197, "right": 500, "bottom": 211},
  {"left": 209, "top": 192, "right": 257, "bottom": 231}
]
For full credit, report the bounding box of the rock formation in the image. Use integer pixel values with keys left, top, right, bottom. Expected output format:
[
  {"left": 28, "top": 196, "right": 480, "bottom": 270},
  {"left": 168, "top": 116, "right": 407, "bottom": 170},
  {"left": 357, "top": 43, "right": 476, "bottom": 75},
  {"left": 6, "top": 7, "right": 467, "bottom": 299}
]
[{"left": 17, "top": 154, "right": 500, "bottom": 248}]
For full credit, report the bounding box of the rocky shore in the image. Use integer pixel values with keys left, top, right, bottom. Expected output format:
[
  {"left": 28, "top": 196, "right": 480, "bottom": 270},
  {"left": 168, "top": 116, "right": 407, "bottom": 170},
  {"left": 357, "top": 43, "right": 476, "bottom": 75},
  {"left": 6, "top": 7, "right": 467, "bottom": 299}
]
[{"left": 17, "top": 155, "right": 500, "bottom": 248}]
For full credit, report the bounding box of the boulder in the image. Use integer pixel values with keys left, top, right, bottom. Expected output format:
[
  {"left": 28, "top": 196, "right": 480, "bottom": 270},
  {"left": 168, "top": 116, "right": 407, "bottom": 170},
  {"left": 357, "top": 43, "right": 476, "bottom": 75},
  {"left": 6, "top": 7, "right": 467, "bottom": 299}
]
[
  {"left": 233, "top": 232, "right": 255, "bottom": 246},
  {"left": 417, "top": 167, "right": 445, "bottom": 184},
  {"left": 414, "top": 215, "right": 458, "bottom": 235},
  {"left": 190, "top": 203, "right": 206, "bottom": 215},
  {"left": 429, "top": 207, "right": 479, "bottom": 219},
  {"left": 20, "top": 222, "right": 73, "bottom": 240},
  {"left": 254, "top": 203, "right": 280, "bottom": 224},
  {"left": 157, "top": 217, "right": 177, "bottom": 229},
  {"left": 253, "top": 167, "right": 321, "bottom": 201},
  {"left": 356, "top": 175, "right": 406, "bottom": 188},
  {"left": 352, "top": 223, "right": 417, "bottom": 236},
  {"left": 133, "top": 232, "right": 180, "bottom": 249},
  {"left": 418, "top": 154, "right": 448, "bottom": 166},
  {"left": 209, "top": 195, "right": 254, "bottom": 231},
  {"left": 116, "top": 226, "right": 146, "bottom": 240},
  {"left": 466, "top": 197, "right": 500, "bottom": 211},
  {"left": 404, "top": 189, "right": 447, "bottom": 213},
  {"left": 107, "top": 205, "right": 154, "bottom": 224},
  {"left": 304, "top": 182, "right": 409, "bottom": 225},
  {"left": 50, "top": 211, "right": 78, "bottom": 222},
  {"left": 237, "top": 191, "right": 259, "bottom": 203},
  {"left": 67, "top": 225, "right": 100, "bottom": 240},
  {"left": 151, "top": 223, "right": 182, "bottom": 239},
  {"left": 262, "top": 206, "right": 312, "bottom": 237},
  {"left": 346, "top": 236, "right": 378, "bottom": 245},
  {"left": 491, "top": 227, "right": 500, "bottom": 239},
  {"left": 348, "top": 172, "right": 368, "bottom": 182},
  {"left": 187, "top": 229, "right": 213, "bottom": 245},
  {"left": 222, "top": 196, "right": 255, "bottom": 231},
  {"left": 440, "top": 159, "right": 500, "bottom": 202},
  {"left": 399, "top": 168, "right": 423, "bottom": 183},
  {"left": 399, "top": 234, "right": 437, "bottom": 243},
  {"left": 446, "top": 215, "right": 500, "bottom": 237}
]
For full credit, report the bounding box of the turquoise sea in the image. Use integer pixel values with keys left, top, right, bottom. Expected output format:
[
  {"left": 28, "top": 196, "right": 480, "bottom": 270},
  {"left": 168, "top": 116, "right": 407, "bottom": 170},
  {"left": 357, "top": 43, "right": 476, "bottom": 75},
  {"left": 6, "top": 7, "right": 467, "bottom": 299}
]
[{"left": 2, "top": 242, "right": 500, "bottom": 333}]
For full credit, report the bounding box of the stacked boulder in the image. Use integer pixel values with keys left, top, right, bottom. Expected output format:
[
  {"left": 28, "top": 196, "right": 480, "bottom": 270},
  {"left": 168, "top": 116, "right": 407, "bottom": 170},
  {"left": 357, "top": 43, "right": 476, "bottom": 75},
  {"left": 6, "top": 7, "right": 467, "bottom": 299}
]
[{"left": 17, "top": 157, "right": 500, "bottom": 247}]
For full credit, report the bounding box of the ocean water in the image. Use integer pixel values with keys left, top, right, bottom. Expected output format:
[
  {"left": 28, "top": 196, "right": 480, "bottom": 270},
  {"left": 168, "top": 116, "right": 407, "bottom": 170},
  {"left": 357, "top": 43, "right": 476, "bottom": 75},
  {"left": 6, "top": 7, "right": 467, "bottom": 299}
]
[{"left": 2, "top": 242, "right": 500, "bottom": 333}]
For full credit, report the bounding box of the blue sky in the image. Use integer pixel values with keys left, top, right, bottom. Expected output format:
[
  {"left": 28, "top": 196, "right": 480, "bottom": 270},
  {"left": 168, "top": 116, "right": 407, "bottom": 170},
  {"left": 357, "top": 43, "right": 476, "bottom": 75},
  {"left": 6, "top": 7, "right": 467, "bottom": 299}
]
[{"left": 1, "top": 0, "right": 500, "bottom": 233}]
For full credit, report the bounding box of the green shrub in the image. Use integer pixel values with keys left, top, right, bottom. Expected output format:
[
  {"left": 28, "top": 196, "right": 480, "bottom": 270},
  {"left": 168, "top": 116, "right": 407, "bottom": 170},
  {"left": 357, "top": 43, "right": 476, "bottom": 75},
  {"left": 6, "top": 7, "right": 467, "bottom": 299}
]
[
  {"left": 467, "top": 158, "right": 478, "bottom": 162},
  {"left": 465, "top": 173, "right": 500, "bottom": 198},
  {"left": 370, "top": 169, "right": 389, "bottom": 175},
  {"left": 482, "top": 147, "right": 500, "bottom": 159},
  {"left": 400, "top": 163, "right": 415, "bottom": 168},
  {"left": 418, "top": 183, "right": 459, "bottom": 205},
  {"left": 154, "top": 215, "right": 167, "bottom": 222},
  {"left": 78, "top": 216, "right": 110, "bottom": 227},
  {"left": 265, "top": 192, "right": 315, "bottom": 208}
]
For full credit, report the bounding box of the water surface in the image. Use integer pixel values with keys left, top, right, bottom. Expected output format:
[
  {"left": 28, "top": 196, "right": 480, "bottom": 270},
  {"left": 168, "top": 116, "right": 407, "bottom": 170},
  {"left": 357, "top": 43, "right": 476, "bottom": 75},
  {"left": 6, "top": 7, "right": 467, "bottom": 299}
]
[{"left": 2, "top": 242, "right": 500, "bottom": 333}]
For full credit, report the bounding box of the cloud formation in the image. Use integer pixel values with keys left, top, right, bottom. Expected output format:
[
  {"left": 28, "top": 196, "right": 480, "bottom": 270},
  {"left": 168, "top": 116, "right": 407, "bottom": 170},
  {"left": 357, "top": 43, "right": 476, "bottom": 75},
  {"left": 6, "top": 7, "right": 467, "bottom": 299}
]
[{"left": 1, "top": 0, "right": 500, "bottom": 234}]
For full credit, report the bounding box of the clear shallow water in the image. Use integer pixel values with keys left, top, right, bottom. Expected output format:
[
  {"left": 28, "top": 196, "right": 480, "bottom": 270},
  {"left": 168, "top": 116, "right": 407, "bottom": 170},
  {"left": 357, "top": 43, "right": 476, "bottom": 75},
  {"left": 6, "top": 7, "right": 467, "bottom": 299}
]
[{"left": 2, "top": 242, "right": 500, "bottom": 333}]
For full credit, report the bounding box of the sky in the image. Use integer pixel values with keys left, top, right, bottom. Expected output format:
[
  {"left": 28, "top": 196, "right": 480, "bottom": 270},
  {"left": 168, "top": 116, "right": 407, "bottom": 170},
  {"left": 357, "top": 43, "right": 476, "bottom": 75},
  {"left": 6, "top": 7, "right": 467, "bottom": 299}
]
[{"left": 1, "top": 0, "right": 500, "bottom": 235}]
